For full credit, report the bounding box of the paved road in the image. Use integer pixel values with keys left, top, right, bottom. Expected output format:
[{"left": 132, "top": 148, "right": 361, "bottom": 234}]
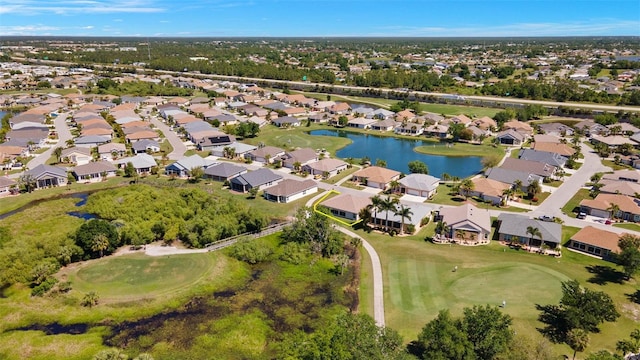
[
  {"left": 149, "top": 116, "right": 187, "bottom": 160},
  {"left": 334, "top": 226, "right": 385, "bottom": 327},
  {"left": 25, "top": 112, "right": 73, "bottom": 170}
]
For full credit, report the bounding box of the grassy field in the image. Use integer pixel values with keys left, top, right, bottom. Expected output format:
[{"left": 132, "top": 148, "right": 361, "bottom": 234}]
[
  {"left": 613, "top": 223, "right": 640, "bottom": 232},
  {"left": 244, "top": 123, "right": 352, "bottom": 156},
  {"left": 414, "top": 142, "right": 505, "bottom": 158},
  {"left": 358, "top": 230, "right": 640, "bottom": 355},
  {"left": 562, "top": 188, "right": 590, "bottom": 217},
  {"left": 63, "top": 253, "right": 219, "bottom": 302}
]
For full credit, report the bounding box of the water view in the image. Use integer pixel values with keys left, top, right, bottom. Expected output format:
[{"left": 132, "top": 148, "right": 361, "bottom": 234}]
[{"left": 310, "top": 129, "right": 483, "bottom": 178}]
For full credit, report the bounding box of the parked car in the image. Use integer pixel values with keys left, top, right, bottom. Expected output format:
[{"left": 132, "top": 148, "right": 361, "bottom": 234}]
[
  {"left": 577, "top": 212, "right": 587, "bottom": 219},
  {"left": 605, "top": 219, "right": 612, "bottom": 225},
  {"left": 539, "top": 215, "right": 554, "bottom": 222}
]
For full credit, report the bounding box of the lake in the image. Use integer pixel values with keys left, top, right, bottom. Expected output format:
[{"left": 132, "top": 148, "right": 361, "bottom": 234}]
[{"left": 309, "top": 129, "right": 483, "bottom": 178}]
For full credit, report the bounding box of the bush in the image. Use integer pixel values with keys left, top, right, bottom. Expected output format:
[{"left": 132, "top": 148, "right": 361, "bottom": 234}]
[
  {"left": 31, "top": 277, "right": 58, "bottom": 297},
  {"left": 228, "top": 239, "right": 274, "bottom": 264},
  {"left": 279, "top": 242, "right": 309, "bottom": 265},
  {"left": 406, "top": 224, "right": 416, "bottom": 234},
  {"left": 532, "top": 197, "right": 539, "bottom": 202},
  {"left": 420, "top": 217, "right": 430, "bottom": 226}
]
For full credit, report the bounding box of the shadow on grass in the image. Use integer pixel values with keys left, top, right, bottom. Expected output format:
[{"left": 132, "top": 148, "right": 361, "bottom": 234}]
[
  {"left": 627, "top": 289, "right": 640, "bottom": 304},
  {"left": 585, "top": 265, "right": 626, "bottom": 285}
]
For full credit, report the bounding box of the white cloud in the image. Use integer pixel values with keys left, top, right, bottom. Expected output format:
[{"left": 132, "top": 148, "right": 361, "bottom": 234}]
[
  {"left": 0, "top": 0, "right": 165, "bottom": 15},
  {"left": 0, "top": 25, "right": 61, "bottom": 35}
]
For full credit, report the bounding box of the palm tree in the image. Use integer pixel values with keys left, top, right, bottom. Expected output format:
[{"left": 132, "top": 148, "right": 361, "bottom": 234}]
[
  {"left": 567, "top": 328, "right": 589, "bottom": 360},
  {"left": 81, "top": 291, "right": 99, "bottom": 308},
  {"left": 380, "top": 196, "right": 399, "bottom": 232},
  {"left": 513, "top": 179, "right": 523, "bottom": 198},
  {"left": 91, "top": 234, "right": 110, "bottom": 258},
  {"left": 455, "top": 229, "right": 466, "bottom": 242},
  {"left": 441, "top": 172, "right": 451, "bottom": 182},
  {"left": 65, "top": 139, "right": 75, "bottom": 147},
  {"left": 607, "top": 203, "right": 620, "bottom": 220},
  {"left": 293, "top": 161, "right": 302, "bottom": 173},
  {"left": 388, "top": 179, "right": 400, "bottom": 194},
  {"left": 527, "top": 181, "right": 541, "bottom": 199},
  {"left": 394, "top": 204, "right": 413, "bottom": 235},
  {"left": 502, "top": 187, "right": 513, "bottom": 204},
  {"left": 435, "top": 220, "right": 448, "bottom": 237},
  {"left": 459, "top": 179, "right": 475, "bottom": 199},
  {"left": 53, "top": 147, "right": 63, "bottom": 164},
  {"left": 368, "top": 195, "right": 383, "bottom": 228},
  {"left": 525, "top": 226, "right": 542, "bottom": 248}
]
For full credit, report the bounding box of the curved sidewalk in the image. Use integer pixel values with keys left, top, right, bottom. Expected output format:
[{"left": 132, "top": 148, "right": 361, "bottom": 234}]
[{"left": 334, "top": 226, "right": 385, "bottom": 328}]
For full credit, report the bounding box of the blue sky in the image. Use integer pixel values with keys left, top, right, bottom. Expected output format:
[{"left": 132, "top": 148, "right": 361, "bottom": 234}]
[{"left": 0, "top": 0, "right": 638, "bottom": 37}]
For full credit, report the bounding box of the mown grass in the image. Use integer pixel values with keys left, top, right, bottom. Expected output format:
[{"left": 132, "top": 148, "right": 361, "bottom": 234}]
[
  {"left": 414, "top": 142, "right": 505, "bottom": 158},
  {"left": 244, "top": 123, "right": 352, "bottom": 156},
  {"left": 613, "top": 222, "right": 640, "bottom": 232},
  {"left": 562, "top": 188, "right": 590, "bottom": 217},
  {"left": 358, "top": 229, "right": 640, "bottom": 355}
]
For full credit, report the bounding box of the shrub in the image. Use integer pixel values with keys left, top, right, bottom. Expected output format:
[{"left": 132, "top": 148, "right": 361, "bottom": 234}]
[
  {"left": 229, "top": 239, "right": 274, "bottom": 264},
  {"left": 279, "top": 242, "right": 309, "bottom": 265},
  {"left": 406, "top": 224, "right": 416, "bottom": 234},
  {"left": 31, "top": 277, "right": 58, "bottom": 297}
]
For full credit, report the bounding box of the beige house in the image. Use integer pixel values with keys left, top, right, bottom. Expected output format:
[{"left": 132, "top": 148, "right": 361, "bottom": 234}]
[{"left": 351, "top": 166, "right": 401, "bottom": 190}]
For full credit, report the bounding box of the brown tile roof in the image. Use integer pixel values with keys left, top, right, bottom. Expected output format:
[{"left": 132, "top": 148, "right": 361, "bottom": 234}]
[
  {"left": 126, "top": 130, "right": 158, "bottom": 140},
  {"left": 321, "top": 193, "right": 372, "bottom": 214},
  {"left": 352, "top": 166, "right": 401, "bottom": 184},
  {"left": 580, "top": 193, "right": 640, "bottom": 214},
  {"left": 533, "top": 142, "right": 576, "bottom": 156},
  {"left": 471, "top": 178, "right": 511, "bottom": 197},
  {"left": 570, "top": 226, "right": 622, "bottom": 253}
]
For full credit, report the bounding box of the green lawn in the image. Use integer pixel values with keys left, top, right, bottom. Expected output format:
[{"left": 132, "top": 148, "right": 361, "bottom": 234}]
[
  {"left": 602, "top": 159, "right": 632, "bottom": 171},
  {"left": 359, "top": 230, "right": 640, "bottom": 354},
  {"left": 321, "top": 165, "right": 360, "bottom": 185},
  {"left": 414, "top": 142, "right": 505, "bottom": 158},
  {"left": 562, "top": 188, "right": 590, "bottom": 217},
  {"left": 64, "top": 252, "right": 219, "bottom": 302},
  {"left": 244, "top": 123, "right": 352, "bottom": 156},
  {"left": 613, "top": 223, "right": 640, "bottom": 232},
  {"left": 160, "top": 139, "right": 173, "bottom": 155}
]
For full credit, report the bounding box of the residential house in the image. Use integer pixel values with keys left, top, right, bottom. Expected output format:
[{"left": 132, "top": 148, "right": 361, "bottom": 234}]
[
  {"left": 246, "top": 146, "right": 286, "bottom": 164},
  {"left": 132, "top": 139, "right": 161, "bottom": 154},
  {"left": 272, "top": 116, "right": 301, "bottom": 127},
  {"left": 329, "top": 102, "right": 351, "bottom": 114},
  {"left": 500, "top": 157, "right": 556, "bottom": 180},
  {"left": 126, "top": 130, "right": 160, "bottom": 144},
  {"left": 230, "top": 168, "right": 283, "bottom": 193},
  {"left": 503, "top": 120, "right": 533, "bottom": 136},
  {"left": 320, "top": 193, "right": 372, "bottom": 221},
  {"left": 351, "top": 166, "right": 401, "bottom": 190},
  {"left": 437, "top": 203, "right": 491, "bottom": 243},
  {"left": 590, "top": 135, "right": 636, "bottom": 151},
  {"left": 575, "top": 121, "right": 608, "bottom": 136},
  {"left": 579, "top": 193, "right": 640, "bottom": 222},
  {"left": 496, "top": 129, "right": 526, "bottom": 146},
  {"left": 397, "top": 174, "right": 440, "bottom": 198},
  {"left": 303, "top": 158, "right": 348, "bottom": 178},
  {"left": 518, "top": 149, "right": 568, "bottom": 168},
  {"left": 263, "top": 179, "right": 318, "bottom": 203},
  {"left": 532, "top": 142, "right": 576, "bottom": 157},
  {"left": 395, "top": 123, "right": 424, "bottom": 136},
  {"left": 469, "top": 177, "right": 511, "bottom": 205},
  {"left": 209, "top": 142, "right": 257, "bottom": 158},
  {"left": 424, "top": 124, "right": 450, "bottom": 139},
  {"left": 281, "top": 148, "right": 318, "bottom": 169},
  {"left": 74, "top": 135, "right": 110, "bottom": 148},
  {"left": 496, "top": 213, "right": 562, "bottom": 250},
  {"left": 371, "top": 203, "right": 433, "bottom": 234},
  {"left": 98, "top": 142, "right": 127, "bottom": 161},
  {"left": 165, "top": 155, "right": 217, "bottom": 178},
  {"left": 568, "top": 226, "right": 621, "bottom": 260},
  {"left": 72, "top": 161, "right": 117, "bottom": 183},
  {"left": 485, "top": 167, "right": 543, "bottom": 191},
  {"left": 371, "top": 119, "right": 397, "bottom": 131},
  {"left": 347, "top": 117, "right": 377, "bottom": 129},
  {"left": 473, "top": 116, "right": 497, "bottom": 131},
  {"left": 196, "top": 132, "right": 236, "bottom": 152},
  {"left": 204, "top": 162, "right": 248, "bottom": 182},
  {"left": 599, "top": 180, "right": 640, "bottom": 197},
  {"left": 537, "top": 122, "right": 574, "bottom": 137},
  {"left": 61, "top": 147, "right": 93, "bottom": 165},
  {"left": 0, "top": 176, "right": 17, "bottom": 197},
  {"left": 603, "top": 170, "right": 640, "bottom": 183},
  {"left": 24, "top": 164, "right": 68, "bottom": 189},
  {"left": 114, "top": 153, "right": 157, "bottom": 175}
]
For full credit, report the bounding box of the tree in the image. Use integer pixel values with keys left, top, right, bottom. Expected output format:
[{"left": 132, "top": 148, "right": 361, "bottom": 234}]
[
  {"left": 124, "top": 162, "right": 137, "bottom": 178},
  {"left": 481, "top": 155, "right": 501, "bottom": 169},
  {"left": 459, "top": 179, "right": 474, "bottom": 199},
  {"left": 441, "top": 173, "right": 451, "bottom": 182},
  {"left": 388, "top": 179, "right": 400, "bottom": 194},
  {"left": 607, "top": 203, "right": 620, "bottom": 220},
  {"left": 408, "top": 160, "right": 429, "bottom": 174},
  {"left": 75, "top": 219, "right": 120, "bottom": 260},
  {"left": 567, "top": 328, "right": 589, "bottom": 360},
  {"left": 81, "top": 291, "right": 99, "bottom": 308},
  {"left": 53, "top": 147, "right": 63, "bottom": 163},
  {"left": 19, "top": 173, "right": 37, "bottom": 193},
  {"left": 187, "top": 166, "right": 204, "bottom": 183},
  {"left": 527, "top": 180, "right": 541, "bottom": 198},
  {"left": 91, "top": 234, "right": 110, "bottom": 258},
  {"left": 293, "top": 161, "right": 302, "bottom": 173},
  {"left": 585, "top": 350, "right": 623, "bottom": 360},
  {"left": 375, "top": 158, "right": 387, "bottom": 168},
  {"left": 462, "top": 305, "right": 513, "bottom": 360},
  {"left": 513, "top": 179, "right": 523, "bottom": 198},
  {"left": 525, "top": 226, "right": 542, "bottom": 247},
  {"left": 617, "top": 234, "right": 640, "bottom": 280},
  {"left": 537, "top": 280, "right": 619, "bottom": 345},
  {"left": 338, "top": 115, "right": 348, "bottom": 127},
  {"left": 616, "top": 328, "right": 640, "bottom": 357},
  {"left": 248, "top": 186, "right": 259, "bottom": 199},
  {"left": 282, "top": 207, "right": 343, "bottom": 257},
  {"left": 417, "top": 310, "right": 475, "bottom": 360},
  {"left": 380, "top": 196, "right": 399, "bottom": 232},
  {"left": 395, "top": 204, "right": 413, "bottom": 235},
  {"left": 368, "top": 195, "right": 383, "bottom": 228}
]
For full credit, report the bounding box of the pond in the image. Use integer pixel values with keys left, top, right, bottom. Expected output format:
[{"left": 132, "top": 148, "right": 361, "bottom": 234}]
[{"left": 309, "top": 129, "right": 483, "bottom": 178}]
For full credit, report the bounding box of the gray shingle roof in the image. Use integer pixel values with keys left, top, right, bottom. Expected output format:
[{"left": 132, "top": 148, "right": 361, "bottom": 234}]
[
  {"left": 497, "top": 213, "right": 562, "bottom": 244},
  {"left": 398, "top": 174, "right": 440, "bottom": 192},
  {"left": 231, "top": 168, "right": 282, "bottom": 187},
  {"left": 25, "top": 164, "right": 67, "bottom": 179},
  {"left": 204, "top": 162, "right": 247, "bottom": 178},
  {"left": 73, "top": 161, "right": 116, "bottom": 176}
]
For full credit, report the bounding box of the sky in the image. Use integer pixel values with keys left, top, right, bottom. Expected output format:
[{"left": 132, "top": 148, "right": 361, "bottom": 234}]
[{"left": 0, "top": 0, "right": 639, "bottom": 37}]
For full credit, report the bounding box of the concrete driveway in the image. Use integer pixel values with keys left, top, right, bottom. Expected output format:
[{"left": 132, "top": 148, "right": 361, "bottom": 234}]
[{"left": 149, "top": 116, "right": 186, "bottom": 160}]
